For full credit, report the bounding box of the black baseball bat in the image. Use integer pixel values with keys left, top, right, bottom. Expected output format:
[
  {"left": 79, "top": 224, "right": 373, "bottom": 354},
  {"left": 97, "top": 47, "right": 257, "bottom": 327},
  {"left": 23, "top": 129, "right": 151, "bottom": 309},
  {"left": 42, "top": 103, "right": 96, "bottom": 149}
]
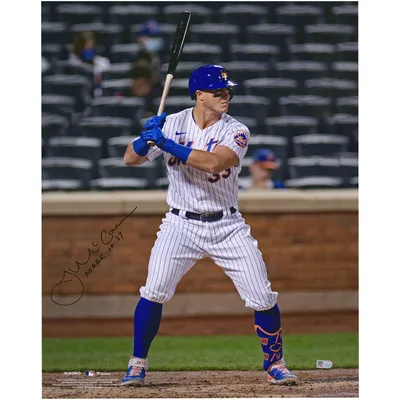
[{"left": 148, "top": 11, "right": 192, "bottom": 146}]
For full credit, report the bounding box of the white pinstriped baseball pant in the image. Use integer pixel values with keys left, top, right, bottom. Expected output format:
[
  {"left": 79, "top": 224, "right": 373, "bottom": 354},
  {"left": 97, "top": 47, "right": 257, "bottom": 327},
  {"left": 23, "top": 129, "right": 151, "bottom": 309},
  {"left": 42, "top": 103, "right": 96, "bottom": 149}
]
[{"left": 139, "top": 211, "right": 278, "bottom": 311}]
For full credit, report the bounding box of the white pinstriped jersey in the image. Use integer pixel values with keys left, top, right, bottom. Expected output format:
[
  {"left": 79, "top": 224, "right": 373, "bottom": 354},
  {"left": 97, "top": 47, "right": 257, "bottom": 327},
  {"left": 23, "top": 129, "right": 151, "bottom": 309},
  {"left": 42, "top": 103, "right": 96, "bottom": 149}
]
[
  {"left": 146, "top": 107, "right": 250, "bottom": 213},
  {"left": 138, "top": 108, "right": 278, "bottom": 312}
]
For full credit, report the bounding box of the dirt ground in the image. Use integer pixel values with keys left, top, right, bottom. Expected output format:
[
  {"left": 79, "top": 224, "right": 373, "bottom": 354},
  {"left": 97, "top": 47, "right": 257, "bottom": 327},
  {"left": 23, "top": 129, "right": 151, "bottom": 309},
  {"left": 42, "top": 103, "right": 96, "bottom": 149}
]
[{"left": 43, "top": 369, "right": 358, "bottom": 398}]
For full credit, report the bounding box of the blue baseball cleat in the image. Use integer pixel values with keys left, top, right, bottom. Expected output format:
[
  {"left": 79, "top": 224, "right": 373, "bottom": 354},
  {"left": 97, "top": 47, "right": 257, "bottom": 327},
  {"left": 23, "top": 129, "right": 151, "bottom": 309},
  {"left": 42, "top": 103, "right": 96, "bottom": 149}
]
[
  {"left": 267, "top": 359, "right": 299, "bottom": 385},
  {"left": 121, "top": 357, "right": 148, "bottom": 386}
]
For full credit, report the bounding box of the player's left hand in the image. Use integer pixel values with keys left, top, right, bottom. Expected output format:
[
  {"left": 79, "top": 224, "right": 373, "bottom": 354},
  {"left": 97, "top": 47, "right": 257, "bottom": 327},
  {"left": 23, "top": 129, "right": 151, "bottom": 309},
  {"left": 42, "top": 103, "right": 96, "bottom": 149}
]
[
  {"left": 141, "top": 127, "right": 167, "bottom": 149},
  {"left": 143, "top": 112, "right": 167, "bottom": 131}
]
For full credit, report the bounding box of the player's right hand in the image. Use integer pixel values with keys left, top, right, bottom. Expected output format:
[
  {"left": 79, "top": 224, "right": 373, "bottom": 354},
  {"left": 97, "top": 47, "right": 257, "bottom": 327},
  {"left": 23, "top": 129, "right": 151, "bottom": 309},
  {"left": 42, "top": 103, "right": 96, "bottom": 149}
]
[
  {"left": 143, "top": 112, "right": 167, "bottom": 131},
  {"left": 141, "top": 127, "right": 167, "bottom": 149}
]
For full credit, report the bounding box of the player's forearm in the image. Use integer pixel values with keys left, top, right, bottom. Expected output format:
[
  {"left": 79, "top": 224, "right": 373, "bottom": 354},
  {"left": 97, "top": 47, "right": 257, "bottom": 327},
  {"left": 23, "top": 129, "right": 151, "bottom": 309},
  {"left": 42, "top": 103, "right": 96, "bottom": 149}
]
[
  {"left": 123, "top": 141, "right": 148, "bottom": 166},
  {"left": 186, "top": 149, "right": 231, "bottom": 173}
]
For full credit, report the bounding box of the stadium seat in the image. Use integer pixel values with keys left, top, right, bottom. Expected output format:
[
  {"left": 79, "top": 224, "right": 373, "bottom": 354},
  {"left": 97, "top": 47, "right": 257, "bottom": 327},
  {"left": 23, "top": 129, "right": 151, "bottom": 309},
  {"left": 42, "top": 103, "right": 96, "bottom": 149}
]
[
  {"left": 55, "top": 60, "right": 94, "bottom": 80},
  {"left": 100, "top": 79, "right": 131, "bottom": 97},
  {"left": 189, "top": 23, "right": 240, "bottom": 46},
  {"left": 332, "top": 4, "right": 358, "bottom": 25},
  {"left": 154, "top": 177, "right": 169, "bottom": 190},
  {"left": 326, "top": 113, "right": 358, "bottom": 136},
  {"left": 279, "top": 95, "right": 332, "bottom": 118},
  {"left": 335, "top": 96, "right": 358, "bottom": 115},
  {"left": 90, "top": 97, "right": 146, "bottom": 122},
  {"left": 153, "top": 97, "right": 194, "bottom": 115},
  {"left": 42, "top": 114, "right": 70, "bottom": 142},
  {"left": 42, "top": 57, "right": 52, "bottom": 76},
  {"left": 275, "top": 4, "right": 324, "bottom": 27},
  {"left": 292, "top": 134, "right": 349, "bottom": 157},
  {"left": 339, "top": 154, "right": 358, "bottom": 187},
  {"left": 42, "top": 157, "right": 95, "bottom": 188},
  {"left": 285, "top": 176, "right": 344, "bottom": 189},
  {"left": 153, "top": 157, "right": 167, "bottom": 178},
  {"left": 247, "top": 135, "right": 289, "bottom": 161},
  {"left": 222, "top": 62, "right": 269, "bottom": 87},
  {"left": 335, "top": 42, "right": 358, "bottom": 62},
  {"left": 47, "top": 137, "right": 103, "bottom": 162},
  {"left": 168, "top": 78, "right": 191, "bottom": 97},
  {"left": 109, "top": 43, "right": 141, "bottom": 63},
  {"left": 265, "top": 116, "right": 318, "bottom": 140},
  {"left": 246, "top": 24, "right": 296, "bottom": 46},
  {"left": 42, "top": 179, "right": 84, "bottom": 192},
  {"left": 335, "top": 151, "right": 358, "bottom": 159},
  {"left": 238, "top": 157, "right": 253, "bottom": 178},
  {"left": 42, "top": 95, "right": 76, "bottom": 120},
  {"left": 289, "top": 43, "right": 335, "bottom": 63},
  {"left": 98, "top": 158, "right": 132, "bottom": 178},
  {"left": 275, "top": 61, "right": 328, "bottom": 89},
  {"left": 98, "top": 158, "right": 158, "bottom": 184},
  {"left": 160, "top": 62, "right": 202, "bottom": 80},
  {"left": 238, "top": 177, "right": 253, "bottom": 190},
  {"left": 219, "top": 4, "right": 269, "bottom": 27},
  {"left": 71, "top": 23, "right": 124, "bottom": 52},
  {"left": 42, "top": 75, "right": 92, "bottom": 113},
  {"left": 78, "top": 117, "right": 133, "bottom": 140},
  {"left": 109, "top": 4, "right": 161, "bottom": 27},
  {"left": 349, "top": 176, "right": 358, "bottom": 188},
  {"left": 288, "top": 156, "right": 341, "bottom": 179},
  {"left": 229, "top": 44, "right": 280, "bottom": 65},
  {"left": 305, "top": 78, "right": 357, "bottom": 97},
  {"left": 161, "top": 4, "right": 213, "bottom": 25},
  {"left": 42, "top": 3, "right": 50, "bottom": 22},
  {"left": 42, "top": 22, "right": 68, "bottom": 45},
  {"left": 107, "top": 136, "right": 134, "bottom": 159},
  {"left": 305, "top": 24, "right": 357, "bottom": 43},
  {"left": 332, "top": 61, "right": 358, "bottom": 81},
  {"left": 243, "top": 78, "right": 297, "bottom": 117},
  {"left": 243, "top": 78, "right": 298, "bottom": 100},
  {"left": 56, "top": 3, "right": 103, "bottom": 25},
  {"left": 42, "top": 44, "right": 64, "bottom": 64},
  {"left": 179, "top": 43, "right": 222, "bottom": 64},
  {"left": 230, "top": 116, "right": 259, "bottom": 133},
  {"left": 101, "top": 63, "right": 131, "bottom": 81},
  {"left": 90, "top": 177, "right": 148, "bottom": 191},
  {"left": 228, "top": 95, "right": 271, "bottom": 126}
]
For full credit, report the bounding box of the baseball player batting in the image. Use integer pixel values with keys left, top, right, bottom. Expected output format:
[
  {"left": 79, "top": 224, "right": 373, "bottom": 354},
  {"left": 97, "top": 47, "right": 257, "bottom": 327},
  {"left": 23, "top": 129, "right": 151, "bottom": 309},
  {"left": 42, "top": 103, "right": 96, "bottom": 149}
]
[{"left": 121, "top": 64, "right": 298, "bottom": 386}]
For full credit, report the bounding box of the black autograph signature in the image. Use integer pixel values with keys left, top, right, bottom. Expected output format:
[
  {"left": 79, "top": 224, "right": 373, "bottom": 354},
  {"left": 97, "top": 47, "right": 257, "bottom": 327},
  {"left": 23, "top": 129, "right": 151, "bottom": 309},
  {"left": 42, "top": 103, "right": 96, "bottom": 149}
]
[{"left": 50, "top": 206, "right": 137, "bottom": 306}]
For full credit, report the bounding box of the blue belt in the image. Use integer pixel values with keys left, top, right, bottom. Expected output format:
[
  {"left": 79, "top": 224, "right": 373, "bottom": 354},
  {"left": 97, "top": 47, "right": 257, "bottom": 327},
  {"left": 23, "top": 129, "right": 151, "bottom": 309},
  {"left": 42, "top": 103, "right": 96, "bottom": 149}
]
[{"left": 171, "top": 207, "right": 237, "bottom": 222}]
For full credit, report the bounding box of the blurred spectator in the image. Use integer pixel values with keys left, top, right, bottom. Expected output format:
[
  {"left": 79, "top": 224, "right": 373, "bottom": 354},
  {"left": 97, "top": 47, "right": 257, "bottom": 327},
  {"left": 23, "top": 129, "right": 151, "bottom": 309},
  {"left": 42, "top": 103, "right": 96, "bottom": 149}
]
[
  {"left": 247, "top": 149, "right": 285, "bottom": 190},
  {"left": 134, "top": 20, "right": 164, "bottom": 85},
  {"left": 114, "top": 60, "right": 162, "bottom": 118},
  {"left": 69, "top": 31, "right": 111, "bottom": 96}
]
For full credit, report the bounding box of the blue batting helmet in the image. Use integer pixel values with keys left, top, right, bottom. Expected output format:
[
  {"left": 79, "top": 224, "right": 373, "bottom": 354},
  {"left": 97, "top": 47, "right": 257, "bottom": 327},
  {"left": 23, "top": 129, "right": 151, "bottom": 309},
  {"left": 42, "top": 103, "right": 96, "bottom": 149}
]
[{"left": 189, "top": 64, "right": 238, "bottom": 100}]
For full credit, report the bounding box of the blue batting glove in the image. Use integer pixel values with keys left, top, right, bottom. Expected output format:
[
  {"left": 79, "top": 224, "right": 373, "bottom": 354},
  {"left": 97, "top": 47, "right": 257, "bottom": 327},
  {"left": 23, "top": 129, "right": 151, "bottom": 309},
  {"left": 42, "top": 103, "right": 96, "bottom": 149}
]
[
  {"left": 132, "top": 136, "right": 150, "bottom": 156},
  {"left": 143, "top": 112, "right": 167, "bottom": 131},
  {"left": 141, "top": 127, "right": 167, "bottom": 149}
]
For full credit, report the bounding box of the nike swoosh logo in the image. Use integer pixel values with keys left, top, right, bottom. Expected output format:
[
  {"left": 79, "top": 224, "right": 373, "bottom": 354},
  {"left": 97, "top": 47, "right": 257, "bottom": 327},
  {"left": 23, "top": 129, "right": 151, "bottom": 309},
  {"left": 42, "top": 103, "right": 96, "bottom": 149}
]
[{"left": 175, "top": 131, "right": 186, "bottom": 135}]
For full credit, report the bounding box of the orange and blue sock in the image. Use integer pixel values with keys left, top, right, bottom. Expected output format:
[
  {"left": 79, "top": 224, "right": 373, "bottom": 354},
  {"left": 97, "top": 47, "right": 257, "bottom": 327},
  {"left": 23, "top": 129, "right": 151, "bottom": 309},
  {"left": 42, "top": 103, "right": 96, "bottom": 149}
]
[{"left": 254, "top": 303, "right": 283, "bottom": 371}]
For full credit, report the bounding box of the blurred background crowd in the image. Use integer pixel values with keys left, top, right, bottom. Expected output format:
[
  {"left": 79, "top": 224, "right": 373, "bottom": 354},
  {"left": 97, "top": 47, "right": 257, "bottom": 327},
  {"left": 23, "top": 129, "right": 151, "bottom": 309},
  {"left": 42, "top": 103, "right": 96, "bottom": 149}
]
[{"left": 42, "top": 1, "right": 358, "bottom": 191}]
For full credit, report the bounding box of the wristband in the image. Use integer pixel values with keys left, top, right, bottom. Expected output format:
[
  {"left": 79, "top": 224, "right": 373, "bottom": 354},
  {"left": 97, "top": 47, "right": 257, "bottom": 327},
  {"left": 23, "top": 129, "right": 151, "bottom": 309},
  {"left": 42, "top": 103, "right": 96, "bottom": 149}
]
[
  {"left": 163, "top": 139, "right": 193, "bottom": 164},
  {"left": 132, "top": 137, "right": 150, "bottom": 156}
]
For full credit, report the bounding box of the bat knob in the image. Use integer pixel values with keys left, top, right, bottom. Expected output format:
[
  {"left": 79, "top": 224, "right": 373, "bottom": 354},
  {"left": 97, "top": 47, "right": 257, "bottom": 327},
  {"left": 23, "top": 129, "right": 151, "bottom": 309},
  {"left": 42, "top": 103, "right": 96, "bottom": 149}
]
[{"left": 147, "top": 141, "right": 156, "bottom": 147}]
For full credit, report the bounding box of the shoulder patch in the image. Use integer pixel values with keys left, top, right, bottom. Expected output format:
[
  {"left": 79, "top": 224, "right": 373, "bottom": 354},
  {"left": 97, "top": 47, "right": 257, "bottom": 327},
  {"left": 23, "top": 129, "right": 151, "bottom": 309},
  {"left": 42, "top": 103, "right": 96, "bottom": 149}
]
[{"left": 233, "top": 131, "right": 248, "bottom": 148}]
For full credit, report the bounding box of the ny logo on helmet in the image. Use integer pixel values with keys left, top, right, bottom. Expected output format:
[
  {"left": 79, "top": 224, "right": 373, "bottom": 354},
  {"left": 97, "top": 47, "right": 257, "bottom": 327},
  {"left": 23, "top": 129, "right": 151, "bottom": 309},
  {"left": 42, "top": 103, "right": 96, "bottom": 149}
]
[{"left": 221, "top": 71, "right": 228, "bottom": 81}]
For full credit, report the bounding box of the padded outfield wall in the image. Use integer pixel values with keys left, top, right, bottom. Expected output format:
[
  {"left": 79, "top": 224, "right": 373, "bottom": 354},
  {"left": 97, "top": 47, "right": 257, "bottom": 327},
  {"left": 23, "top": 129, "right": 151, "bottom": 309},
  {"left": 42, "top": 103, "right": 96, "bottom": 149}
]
[{"left": 42, "top": 189, "right": 358, "bottom": 338}]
